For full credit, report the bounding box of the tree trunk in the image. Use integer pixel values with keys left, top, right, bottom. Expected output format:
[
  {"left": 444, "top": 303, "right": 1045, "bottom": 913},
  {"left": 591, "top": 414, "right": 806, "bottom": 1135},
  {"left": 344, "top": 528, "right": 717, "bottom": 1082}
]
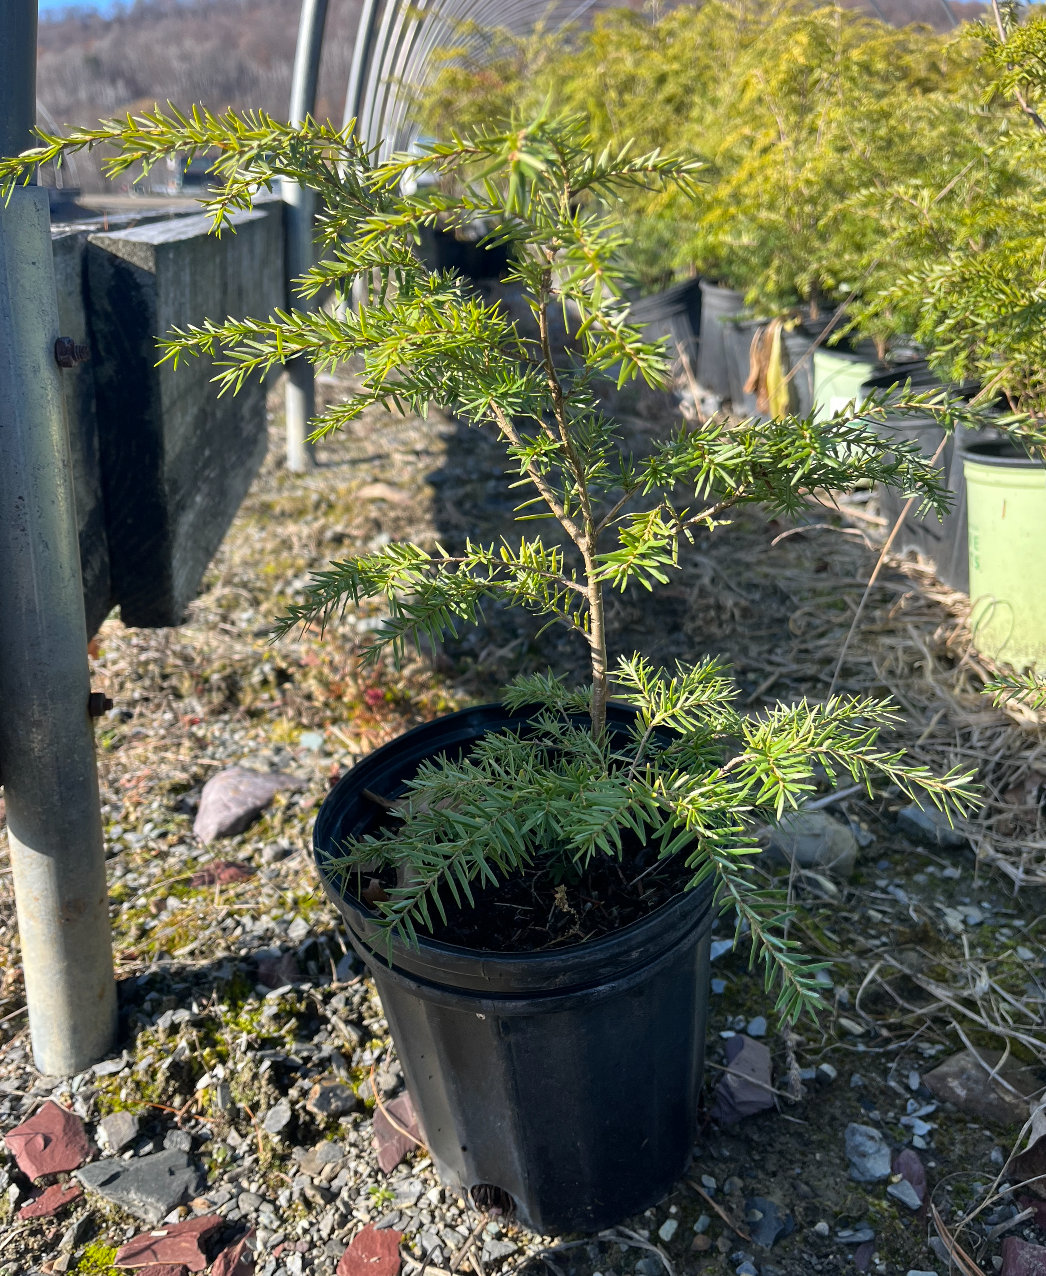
[{"left": 588, "top": 573, "right": 608, "bottom": 739}]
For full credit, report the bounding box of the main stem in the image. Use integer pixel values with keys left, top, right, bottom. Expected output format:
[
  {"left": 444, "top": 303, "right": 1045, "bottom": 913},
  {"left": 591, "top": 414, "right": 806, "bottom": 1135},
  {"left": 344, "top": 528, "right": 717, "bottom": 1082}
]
[
  {"left": 586, "top": 551, "right": 608, "bottom": 740},
  {"left": 535, "top": 261, "right": 609, "bottom": 740}
]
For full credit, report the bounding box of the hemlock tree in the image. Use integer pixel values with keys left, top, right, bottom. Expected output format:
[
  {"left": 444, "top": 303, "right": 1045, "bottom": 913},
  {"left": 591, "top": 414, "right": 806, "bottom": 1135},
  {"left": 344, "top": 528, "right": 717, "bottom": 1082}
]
[
  {"left": 848, "top": 3, "right": 1046, "bottom": 410},
  {"left": 3, "top": 109, "right": 989, "bottom": 1018},
  {"left": 413, "top": 0, "right": 976, "bottom": 311}
]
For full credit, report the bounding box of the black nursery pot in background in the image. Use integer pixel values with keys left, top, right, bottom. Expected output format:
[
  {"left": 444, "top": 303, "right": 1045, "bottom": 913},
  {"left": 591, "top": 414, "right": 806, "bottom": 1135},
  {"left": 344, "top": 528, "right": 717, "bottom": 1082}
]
[
  {"left": 629, "top": 276, "right": 703, "bottom": 377},
  {"left": 314, "top": 704, "right": 716, "bottom": 1235},
  {"left": 862, "top": 364, "right": 1000, "bottom": 594},
  {"left": 697, "top": 280, "right": 744, "bottom": 398}
]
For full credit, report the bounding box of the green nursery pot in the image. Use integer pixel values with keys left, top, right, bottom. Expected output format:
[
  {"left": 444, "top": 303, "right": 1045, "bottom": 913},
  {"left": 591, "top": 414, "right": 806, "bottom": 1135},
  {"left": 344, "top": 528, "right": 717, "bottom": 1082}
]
[
  {"left": 813, "top": 349, "right": 878, "bottom": 420},
  {"left": 963, "top": 440, "right": 1046, "bottom": 671}
]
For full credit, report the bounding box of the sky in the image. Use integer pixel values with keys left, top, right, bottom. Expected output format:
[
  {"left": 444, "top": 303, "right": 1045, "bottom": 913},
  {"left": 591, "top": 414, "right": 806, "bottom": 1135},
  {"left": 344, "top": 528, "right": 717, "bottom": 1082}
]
[{"left": 39, "top": 0, "right": 117, "bottom": 13}]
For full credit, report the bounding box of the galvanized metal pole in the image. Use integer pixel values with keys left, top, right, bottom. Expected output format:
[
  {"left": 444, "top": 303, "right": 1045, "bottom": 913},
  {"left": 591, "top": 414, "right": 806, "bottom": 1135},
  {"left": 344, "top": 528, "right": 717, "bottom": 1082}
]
[
  {"left": 0, "top": 0, "right": 117, "bottom": 1075},
  {"left": 283, "top": 0, "right": 330, "bottom": 473}
]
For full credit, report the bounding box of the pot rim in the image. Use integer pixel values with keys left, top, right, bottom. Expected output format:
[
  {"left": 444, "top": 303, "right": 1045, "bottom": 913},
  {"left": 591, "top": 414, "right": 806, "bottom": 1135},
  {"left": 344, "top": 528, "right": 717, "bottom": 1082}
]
[
  {"left": 312, "top": 702, "right": 717, "bottom": 993},
  {"left": 961, "top": 439, "right": 1044, "bottom": 469}
]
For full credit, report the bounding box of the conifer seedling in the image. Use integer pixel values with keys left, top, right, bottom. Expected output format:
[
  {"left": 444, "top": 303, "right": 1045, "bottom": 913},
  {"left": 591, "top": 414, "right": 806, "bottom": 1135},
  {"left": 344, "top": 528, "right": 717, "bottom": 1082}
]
[{"left": 2, "top": 108, "right": 988, "bottom": 1018}]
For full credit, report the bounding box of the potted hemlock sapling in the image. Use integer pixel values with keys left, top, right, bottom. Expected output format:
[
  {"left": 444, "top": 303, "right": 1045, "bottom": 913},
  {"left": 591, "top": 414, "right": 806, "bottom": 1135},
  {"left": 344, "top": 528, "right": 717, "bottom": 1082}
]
[{"left": 3, "top": 110, "right": 982, "bottom": 1232}]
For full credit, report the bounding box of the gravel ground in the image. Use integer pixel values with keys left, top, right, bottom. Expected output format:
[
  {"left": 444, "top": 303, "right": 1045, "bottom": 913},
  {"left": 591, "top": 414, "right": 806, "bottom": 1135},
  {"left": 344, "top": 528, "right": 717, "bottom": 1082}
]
[{"left": 0, "top": 371, "right": 1044, "bottom": 1276}]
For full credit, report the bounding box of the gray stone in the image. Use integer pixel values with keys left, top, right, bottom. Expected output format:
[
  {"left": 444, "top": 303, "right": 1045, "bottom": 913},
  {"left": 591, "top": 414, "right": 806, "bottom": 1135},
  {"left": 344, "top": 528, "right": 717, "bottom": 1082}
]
[
  {"left": 163, "top": 1129, "right": 192, "bottom": 1153},
  {"left": 657, "top": 1219, "right": 678, "bottom": 1242},
  {"left": 93, "top": 1056, "right": 129, "bottom": 1078},
  {"left": 261, "top": 844, "right": 289, "bottom": 865},
  {"left": 76, "top": 1149, "right": 200, "bottom": 1223},
  {"left": 836, "top": 1226, "right": 875, "bottom": 1245},
  {"left": 744, "top": 1197, "right": 788, "bottom": 1248},
  {"left": 746, "top": 1017, "right": 767, "bottom": 1038},
  {"left": 262, "top": 1099, "right": 293, "bottom": 1136},
  {"left": 238, "top": 1191, "right": 264, "bottom": 1213},
  {"left": 195, "top": 768, "right": 304, "bottom": 843},
  {"left": 634, "top": 1260, "right": 661, "bottom": 1276},
  {"left": 419, "top": 1229, "right": 442, "bottom": 1255},
  {"left": 897, "top": 804, "right": 967, "bottom": 849},
  {"left": 392, "top": 1180, "right": 424, "bottom": 1208},
  {"left": 813, "top": 1222, "right": 830, "bottom": 1238},
  {"left": 887, "top": 1178, "right": 923, "bottom": 1211},
  {"left": 760, "top": 811, "right": 858, "bottom": 880},
  {"left": 482, "top": 1240, "right": 519, "bottom": 1264},
  {"left": 98, "top": 1109, "right": 139, "bottom": 1152},
  {"left": 299, "top": 1141, "right": 345, "bottom": 1176},
  {"left": 924, "top": 1049, "right": 1039, "bottom": 1125},
  {"left": 85, "top": 205, "right": 283, "bottom": 627},
  {"left": 845, "top": 1124, "right": 892, "bottom": 1182},
  {"left": 60, "top": 1214, "right": 92, "bottom": 1252},
  {"left": 306, "top": 1078, "right": 357, "bottom": 1119},
  {"left": 287, "top": 917, "right": 311, "bottom": 943}
]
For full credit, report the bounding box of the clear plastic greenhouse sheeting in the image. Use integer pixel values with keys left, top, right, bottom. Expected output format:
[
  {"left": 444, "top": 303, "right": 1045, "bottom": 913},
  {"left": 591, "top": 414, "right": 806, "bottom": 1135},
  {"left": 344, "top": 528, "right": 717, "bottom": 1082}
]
[{"left": 344, "top": 0, "right": 619, "bottom": 159}]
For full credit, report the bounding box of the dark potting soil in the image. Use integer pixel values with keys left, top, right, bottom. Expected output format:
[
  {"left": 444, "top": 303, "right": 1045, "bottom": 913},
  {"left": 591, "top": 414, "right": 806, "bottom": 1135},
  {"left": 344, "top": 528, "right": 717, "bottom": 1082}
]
[{"left": 353, "top": 821, "right": 697, "bottom": 953}]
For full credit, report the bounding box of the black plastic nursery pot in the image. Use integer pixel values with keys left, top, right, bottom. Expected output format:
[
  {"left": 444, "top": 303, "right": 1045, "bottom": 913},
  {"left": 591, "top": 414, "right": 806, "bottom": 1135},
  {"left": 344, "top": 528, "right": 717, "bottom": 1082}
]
[
  {"left": 861, "top": 368, "right": 1000, "bottom": 594},
  {"left": 313, "top": 703, "right": 716, "bottom": 1235},
  {"left": 629, "top": 277, "right": 702, "bottom": 375},
  {"left": 696, "top": 280, "right": 744, "bottom": 398}
]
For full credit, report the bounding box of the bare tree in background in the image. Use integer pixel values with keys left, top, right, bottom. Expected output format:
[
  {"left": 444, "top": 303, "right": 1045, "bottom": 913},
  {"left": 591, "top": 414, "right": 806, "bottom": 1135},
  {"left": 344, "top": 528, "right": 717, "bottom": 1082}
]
[{"left": 37, "top": 0, "right": 362, "bottom": 190}]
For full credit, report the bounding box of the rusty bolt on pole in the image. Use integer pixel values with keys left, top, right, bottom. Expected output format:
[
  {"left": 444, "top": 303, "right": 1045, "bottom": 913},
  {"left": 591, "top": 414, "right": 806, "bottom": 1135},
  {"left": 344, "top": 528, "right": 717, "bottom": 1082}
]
[{"left": 54, "top": 336, "right": 90, "bottom": 368}]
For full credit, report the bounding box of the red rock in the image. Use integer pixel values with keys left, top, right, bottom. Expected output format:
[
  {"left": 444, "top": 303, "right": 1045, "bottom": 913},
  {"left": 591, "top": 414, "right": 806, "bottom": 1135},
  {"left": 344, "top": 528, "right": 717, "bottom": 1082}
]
[
  {"left": 892, "top": 1148, "right": 927, "bottom": 1204},
  {"left": 709, "top": 1036, "right": 775, "bottom": 1125},
  {"left": 336, "top": 1225, "right": 402, "bottom": 1276},
  {"left": 18, "top": 1181, "right": 84, "bottom": 1219},
  {"left": 193, "top": 768, "right": 304, "bottom": 843},
  {"left": 1020, "top": 1196, "right": 1046, "bottom": 1229},
  {"left": 189, "top": 862, "right": 255, "bottom": 888},
  {"left": 853, "top": 1241, "right": 874, "bottom": 1273},
  {"left": 1002, "top": 1237, "right": 1046, "bottom": 1276},
  {"left": 210, "top": 1231, "right": 254, "bottom": 1276},
  {"left": 373, "top": 1094, "right": 423, "bottom": 1173},
  {"left": 134, "top": 1267, "right": 188, "bottom": 1276},
  {"left": 5, "top": 1101, "right": 93, "bottom": 1179},
  {"left": 115, "top": 1214, "right": 224, "bottom": 1270},
  {"left": 255, "top": 952, "right": 301, "bottom": 990},
  {"left": 1011, "top": 1134, "right": 1046, "bottom": 1201}
]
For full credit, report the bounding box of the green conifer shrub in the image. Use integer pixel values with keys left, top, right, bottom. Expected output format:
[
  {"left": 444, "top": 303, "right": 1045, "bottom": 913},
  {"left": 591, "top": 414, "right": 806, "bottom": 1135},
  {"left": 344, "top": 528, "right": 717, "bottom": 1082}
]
[{"left": 2, "top": 108, "right": 994, "bottom": 1017}]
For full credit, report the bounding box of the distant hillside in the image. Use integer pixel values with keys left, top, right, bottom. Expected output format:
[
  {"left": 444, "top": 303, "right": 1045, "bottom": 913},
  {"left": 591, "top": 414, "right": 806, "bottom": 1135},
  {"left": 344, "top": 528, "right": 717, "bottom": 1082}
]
[
  {"left": 37, "top": 0, "right": 986, "bottom": 191},
  {"left": 845, "top": 0, "right": 986, "bottom": 27},
  {"left": 37, "top": 0, "right": 362, "bottom": 190}
]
